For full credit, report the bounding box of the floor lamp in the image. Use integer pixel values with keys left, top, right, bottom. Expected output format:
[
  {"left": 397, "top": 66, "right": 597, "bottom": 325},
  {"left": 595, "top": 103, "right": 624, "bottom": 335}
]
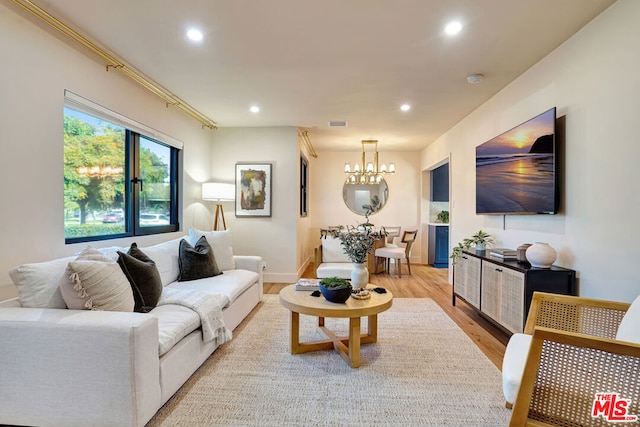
[{"left": 202, "top": 182, "right": 235, "bottom": 230}]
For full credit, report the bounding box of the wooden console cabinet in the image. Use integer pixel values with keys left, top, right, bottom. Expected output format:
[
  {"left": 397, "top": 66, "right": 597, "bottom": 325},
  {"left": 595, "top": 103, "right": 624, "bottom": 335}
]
[{"left": 453, "top": 250, "right": 576, "bottom": 334}]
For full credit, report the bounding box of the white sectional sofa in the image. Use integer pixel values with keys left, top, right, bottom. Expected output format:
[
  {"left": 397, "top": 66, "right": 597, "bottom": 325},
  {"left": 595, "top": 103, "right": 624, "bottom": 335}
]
[{"left": 0, "top": 230, "right": 263, "bottom": 427}]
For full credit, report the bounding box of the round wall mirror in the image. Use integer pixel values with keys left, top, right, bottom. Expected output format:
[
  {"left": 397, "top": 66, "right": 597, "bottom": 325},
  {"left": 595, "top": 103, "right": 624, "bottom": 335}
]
[{"left": 342, "top": 178, "right": 389, "bottom": 216}]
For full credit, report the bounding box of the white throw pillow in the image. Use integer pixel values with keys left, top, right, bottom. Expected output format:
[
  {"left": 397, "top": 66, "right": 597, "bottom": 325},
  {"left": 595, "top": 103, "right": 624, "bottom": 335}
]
[
  {"left": 60, "top": 246, "right": 114, "bottom": 309},
  {"left": 616, "top": 294, "right": 640, "bottom": 344},
  {"left": 67, "top": 260, "right": 134, "bottom": 312},
  {"left": 139, "top": 237, "right": 184, "bottom": 286},
  {"left": 321, "top": 237, "right": 351, "bottom": 263},
  {"left": 189, "top": 227, "right": 235, "bottom": 271},
  {"left": 9, "top": 257, "right": 73, "bottom": 308}
]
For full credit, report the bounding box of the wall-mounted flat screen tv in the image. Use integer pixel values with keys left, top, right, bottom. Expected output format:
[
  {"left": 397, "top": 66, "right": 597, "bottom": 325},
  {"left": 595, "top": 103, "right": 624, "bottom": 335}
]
[{"left": 476, "top": 107, "right": 558, "bottom": 215}]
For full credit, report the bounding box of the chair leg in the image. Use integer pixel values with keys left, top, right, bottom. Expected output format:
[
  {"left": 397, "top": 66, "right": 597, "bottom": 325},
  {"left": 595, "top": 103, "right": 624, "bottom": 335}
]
[
  {"left": 407, "top": 259, "right": 412, "bottom": 276},
  {"left": 398, "top": 259, "right": 402, "bottom": 278}
]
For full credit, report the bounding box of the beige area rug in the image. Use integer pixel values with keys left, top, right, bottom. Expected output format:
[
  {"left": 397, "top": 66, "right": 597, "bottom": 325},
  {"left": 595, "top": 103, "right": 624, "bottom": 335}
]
[{"left": 147, "top": 295, "right": 511, "bottom": 426}]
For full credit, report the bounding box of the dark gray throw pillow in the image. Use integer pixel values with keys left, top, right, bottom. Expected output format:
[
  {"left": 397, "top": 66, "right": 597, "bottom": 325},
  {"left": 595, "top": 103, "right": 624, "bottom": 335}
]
[
  {"left": 178, "top": 236, "right": 221, "bottom": 282},
  {"left": 117, "top": 243, "right": 163, "bottom": 313}
]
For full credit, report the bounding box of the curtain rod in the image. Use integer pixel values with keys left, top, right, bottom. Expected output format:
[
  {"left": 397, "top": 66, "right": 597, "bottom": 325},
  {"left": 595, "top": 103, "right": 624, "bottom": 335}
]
[
  {"left": 298, "top": 130, "right": 318, "bottom": 158},
  {"left": 12, "top": 0, "right": 218, "bottom": 130}
]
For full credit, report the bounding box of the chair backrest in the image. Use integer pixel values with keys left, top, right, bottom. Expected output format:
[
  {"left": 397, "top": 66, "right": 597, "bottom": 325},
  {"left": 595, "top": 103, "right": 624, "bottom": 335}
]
[
  {"left": 401, "top": 230, "right": 418, "bottom": 256},
  {"left": 383, "top": 226, "right": 401, "bottom": 245},
  {"left": 320, "top": 236, "right": 350, "bottom": 263}
]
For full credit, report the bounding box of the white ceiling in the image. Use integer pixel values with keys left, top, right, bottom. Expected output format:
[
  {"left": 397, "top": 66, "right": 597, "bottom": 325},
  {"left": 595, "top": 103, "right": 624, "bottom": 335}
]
[{"left": 30, "top": 0, "right": 615, "bottom": 151}]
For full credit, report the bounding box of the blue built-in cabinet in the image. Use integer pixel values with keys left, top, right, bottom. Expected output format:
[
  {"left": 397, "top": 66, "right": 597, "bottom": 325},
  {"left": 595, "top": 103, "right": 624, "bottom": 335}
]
[
  {"left": 428, "top": 225, "right": 449, "bottom": 268},
  {"left": 431, "top": 163, "right": 449, "bottom": 202}
]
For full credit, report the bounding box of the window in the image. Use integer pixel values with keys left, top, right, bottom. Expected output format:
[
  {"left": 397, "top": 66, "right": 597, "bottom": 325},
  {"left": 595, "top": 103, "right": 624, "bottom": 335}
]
[
  {"left": 64, "top": 92, "right": 181, "bottom": 243},
  {"left": 300, "top": 154, "right": 308, "bottom": 217}
]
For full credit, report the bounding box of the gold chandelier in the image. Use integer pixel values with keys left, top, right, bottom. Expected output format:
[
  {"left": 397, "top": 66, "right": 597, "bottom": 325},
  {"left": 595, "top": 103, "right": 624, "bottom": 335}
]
[{"left": 344, "top": 140, "right": 395, "bottom": 184}]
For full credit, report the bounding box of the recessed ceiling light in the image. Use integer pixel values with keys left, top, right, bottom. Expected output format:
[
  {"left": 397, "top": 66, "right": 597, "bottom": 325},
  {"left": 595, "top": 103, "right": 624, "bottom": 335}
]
[
  {"left": 400, "top": 104, "right": 411, "bottom": 112},
  {"left": 186, "top": 28, "right": 203, "bottom": 42},
  {"left": 444, "top": 21, "right": 463, "bottom": 36},
  {"left": 249, "top": 106, "right": 260, "bottom": 113}
]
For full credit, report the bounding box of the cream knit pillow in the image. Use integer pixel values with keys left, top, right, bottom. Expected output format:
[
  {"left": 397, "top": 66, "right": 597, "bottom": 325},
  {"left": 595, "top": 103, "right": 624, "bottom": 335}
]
[
  {"left": 60, "top": 246, "right": 113, "bottom": 309},
  {"left": 67, "top": 260, "right": 134, "bottom": 312}
]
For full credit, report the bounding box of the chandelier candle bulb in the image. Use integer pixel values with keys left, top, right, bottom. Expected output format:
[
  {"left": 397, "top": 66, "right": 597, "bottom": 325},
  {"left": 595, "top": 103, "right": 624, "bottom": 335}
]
[{"left": 344, "top": 163, "right": 351, "bottom": 173}]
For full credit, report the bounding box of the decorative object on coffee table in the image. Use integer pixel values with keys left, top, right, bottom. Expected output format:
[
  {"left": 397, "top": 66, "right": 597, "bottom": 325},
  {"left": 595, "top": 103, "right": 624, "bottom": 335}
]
[
  {"left": 525, "top": 242, "right": 557, "bottom": 268},
  {"left": 322, "top": 224, "right": 387, "bottom": 288},
  {"left": 318, "top": 277, "right": 352, "bottom": 303}
]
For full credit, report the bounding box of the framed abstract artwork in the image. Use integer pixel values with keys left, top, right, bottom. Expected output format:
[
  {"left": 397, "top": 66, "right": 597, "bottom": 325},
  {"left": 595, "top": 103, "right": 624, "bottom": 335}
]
[{"left": 235, "top": 163, "right": 272, "bottom": 217}]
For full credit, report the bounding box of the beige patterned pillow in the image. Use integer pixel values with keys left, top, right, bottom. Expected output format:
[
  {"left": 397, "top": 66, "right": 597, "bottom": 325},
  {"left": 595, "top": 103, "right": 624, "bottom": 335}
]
[
  {"left": 60, "top": 246, "right": 113, "bottom": 309},
  {"left": 67, "top": 260, "right": 134, "bottom": 312}
]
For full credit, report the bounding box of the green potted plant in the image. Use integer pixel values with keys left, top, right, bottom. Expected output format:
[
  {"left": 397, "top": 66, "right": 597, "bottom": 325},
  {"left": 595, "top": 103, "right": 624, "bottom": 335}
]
[
  {"left": 324, "top": 224, "right": 387, "bottom": 288},
  {"left": 470, "top": 230, "right": 493, "bottom": 251},
  {"left": 319, "top": 277, "right": 352, "bottom": 303},
  {"left": 436, "top": 210, "right": 449, "bottom": 224},
  {"left": 450, "top": 230, "right": 493, "bottom": 264}
]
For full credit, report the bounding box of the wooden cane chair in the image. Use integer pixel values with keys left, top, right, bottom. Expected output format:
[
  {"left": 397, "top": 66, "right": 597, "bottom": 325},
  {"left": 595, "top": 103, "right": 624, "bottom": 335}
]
[{"left": 504, "top": 292, "right": 640, "bottom": 426}]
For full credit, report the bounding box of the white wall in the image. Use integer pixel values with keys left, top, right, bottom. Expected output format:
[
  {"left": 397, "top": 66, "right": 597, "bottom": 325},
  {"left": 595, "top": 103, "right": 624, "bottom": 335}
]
[
  {"left": 0, "top": 6, "right": 213, "bottom": 299},
  {"left": 421, "top": 0, "right": 640, "bottom": 302},
  {"left": 310, "top": 150, "right": 422, "bottom": 263},
  {"left": 208, "top": 127, "right": 299, "bottom": 283}
]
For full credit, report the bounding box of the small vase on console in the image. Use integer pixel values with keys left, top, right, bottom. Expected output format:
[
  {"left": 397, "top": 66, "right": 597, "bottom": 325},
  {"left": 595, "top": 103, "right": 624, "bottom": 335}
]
[
  {"left": 525, "top": 242, "right": 557, "bottom": 268},
  {"left": 351, "top": 262, "right": 369, "bottom": 288}
]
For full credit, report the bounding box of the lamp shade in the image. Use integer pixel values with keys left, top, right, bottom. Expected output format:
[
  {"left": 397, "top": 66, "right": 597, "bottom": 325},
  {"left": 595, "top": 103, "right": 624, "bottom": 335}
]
[{"left": 202, "top": 182, "right": 235, "bottom": 201}]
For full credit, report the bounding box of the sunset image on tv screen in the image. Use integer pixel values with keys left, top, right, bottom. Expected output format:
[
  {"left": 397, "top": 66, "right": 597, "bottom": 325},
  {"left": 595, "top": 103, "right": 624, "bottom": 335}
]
[{"left": 476, "top": 108, "right": 556, "bottom": 214}]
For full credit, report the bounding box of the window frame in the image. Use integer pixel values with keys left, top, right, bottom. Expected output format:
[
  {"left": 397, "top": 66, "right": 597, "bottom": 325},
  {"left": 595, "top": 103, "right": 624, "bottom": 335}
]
[
  {"left": 64, "top": 91, "right": 182, "bottom": 244},
  {"left": 300, "top": 153, "right": 309, "bottom": 217}
]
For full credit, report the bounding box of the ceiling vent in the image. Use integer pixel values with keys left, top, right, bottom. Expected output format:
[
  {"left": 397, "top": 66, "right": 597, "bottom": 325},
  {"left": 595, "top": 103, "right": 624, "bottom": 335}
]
[{"left": 328, "top": 120, "right": 348, "bottom": 127}]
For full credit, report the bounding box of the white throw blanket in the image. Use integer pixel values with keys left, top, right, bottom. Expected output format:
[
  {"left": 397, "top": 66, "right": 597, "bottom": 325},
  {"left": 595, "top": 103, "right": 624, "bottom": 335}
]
[{"left": 157, "top": 288, "right": 232, "bottom": 345}]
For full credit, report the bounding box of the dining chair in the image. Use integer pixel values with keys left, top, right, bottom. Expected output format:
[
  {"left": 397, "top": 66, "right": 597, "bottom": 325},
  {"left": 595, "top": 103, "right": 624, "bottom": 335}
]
[
  {"left": 374, "top": 230, "right": 417, "bottom": 277},
  {"left": 382, "top": 226, "right": 401, "bottom": 247}
]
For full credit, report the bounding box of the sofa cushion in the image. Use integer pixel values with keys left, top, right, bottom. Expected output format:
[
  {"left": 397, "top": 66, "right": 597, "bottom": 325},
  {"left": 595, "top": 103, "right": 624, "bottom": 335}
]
[
  {"left": 168, "top": 269, "right": 259, "bottom": 306},
  {"left": 149, "top": 304, "right": 200, "bottom": 356},
  {"left": 117, "top": 243, "right": 163, "bottom": 313},
  {"left": 189, "top": 227, "right": 235, "bottom": 271},
  {"left": 139, "top": 237, "right": 184, "bottom": 286},
  {"left": 67, "top": 260, "right": 135, "bottom": 312},
  {"left": 321, "top": 237, "right": 350, "bottom": 263},
  {"left": 61, "top": 246, "right": 114, "bottom": 309},
  {"left": 501, "top": 333, "right": 532, "bottom": 405},
  {"left": 616, "top": 294, "right": 640, "bottom": 344},
  {"left": 9, "top": 256, "right": 74, "bottom": 308},
  {"left": 178, "top": 237, "right": 221, "bottom": 282}
]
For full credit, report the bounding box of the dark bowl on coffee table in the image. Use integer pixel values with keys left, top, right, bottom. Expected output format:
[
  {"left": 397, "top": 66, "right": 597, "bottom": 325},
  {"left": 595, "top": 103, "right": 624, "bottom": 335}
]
[{"left": 318, "top": 283, "right": 352, "bottom": 303}]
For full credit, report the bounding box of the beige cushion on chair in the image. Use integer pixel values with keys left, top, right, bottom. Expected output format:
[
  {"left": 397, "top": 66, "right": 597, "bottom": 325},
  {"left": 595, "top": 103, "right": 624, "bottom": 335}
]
[
  {"left": 616, "top": 294, "right": 640, "bottom": 343},
  {"left": 501, "top": 333, "right": 533, "bottom": 405},
  {"left": 374, "top": 246, "right": 406, "bottom": 260}
]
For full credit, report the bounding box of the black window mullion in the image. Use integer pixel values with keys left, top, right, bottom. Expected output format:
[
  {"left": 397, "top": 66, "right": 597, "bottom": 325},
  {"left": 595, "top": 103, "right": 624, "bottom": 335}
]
[{"left": 130, "top": 132, "right": 142, "bottom": 235}]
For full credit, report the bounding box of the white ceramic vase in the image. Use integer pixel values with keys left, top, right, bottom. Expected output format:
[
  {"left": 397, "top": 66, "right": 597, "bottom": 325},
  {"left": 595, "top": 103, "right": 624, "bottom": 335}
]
[
  {"left": 525, "top": 242, "right": 557, "bottom": 268},
  {"left": 351, "top": 262, "right": 369, "bottom": 288}
]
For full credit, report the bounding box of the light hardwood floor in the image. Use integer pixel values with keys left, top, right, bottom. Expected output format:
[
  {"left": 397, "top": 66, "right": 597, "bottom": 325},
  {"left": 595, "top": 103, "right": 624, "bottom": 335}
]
[{"left": 264, "top": 263, "right": 510, "bottom": 369}]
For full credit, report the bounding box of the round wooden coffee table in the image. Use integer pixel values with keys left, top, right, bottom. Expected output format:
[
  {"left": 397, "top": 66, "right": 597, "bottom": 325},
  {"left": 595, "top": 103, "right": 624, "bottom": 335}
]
[{"left": 279, "top": 284, "right": 393, "bottom": 368}]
